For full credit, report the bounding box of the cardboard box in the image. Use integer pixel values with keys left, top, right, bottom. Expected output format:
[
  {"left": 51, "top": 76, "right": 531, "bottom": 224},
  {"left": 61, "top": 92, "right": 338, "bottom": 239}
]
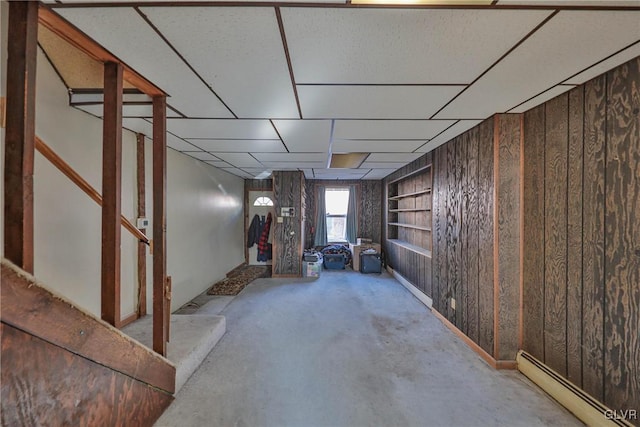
[
  {"left": 349, "top": 242, "right": 381, "bottom": 271},
  {"left": 357, "top": 238, "right": 373, "bottom": 245}
]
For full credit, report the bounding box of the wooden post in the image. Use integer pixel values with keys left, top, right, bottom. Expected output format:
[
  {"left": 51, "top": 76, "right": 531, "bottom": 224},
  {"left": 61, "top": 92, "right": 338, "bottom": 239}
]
[
  {"left": 4, "top": 1, "right": 38, "bottom": 273},
  {"left": 101, "top": 62, "right": 123, "bottom": 327},
  {"left": 136, "top": 133, "right": 147, "bottom": 316},
  {"left": 153, "top": 96, "right": 168, "bottom": 355}
]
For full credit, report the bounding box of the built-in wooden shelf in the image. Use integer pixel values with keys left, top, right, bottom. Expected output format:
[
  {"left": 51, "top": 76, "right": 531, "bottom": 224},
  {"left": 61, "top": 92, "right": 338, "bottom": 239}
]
[
  {"left": 389, "top": 188, "right": 431, "bottom": 200},
  {"left": 388, "top": 239, "right": 432, "bottom": 257},
  {"left": 388, "top": 208, "right": 431, "bottom": 213},
  {"left": 387, "top": 165, "right": 431, "bottom": 184},
  {"left": 388, "top": 222, "right": 431, "bottom": 231}
]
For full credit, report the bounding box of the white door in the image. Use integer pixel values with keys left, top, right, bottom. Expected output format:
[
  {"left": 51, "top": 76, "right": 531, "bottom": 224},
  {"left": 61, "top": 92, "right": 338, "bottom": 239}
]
[{"left": 248, "top": 191, "right": 276, "bottom": 266}]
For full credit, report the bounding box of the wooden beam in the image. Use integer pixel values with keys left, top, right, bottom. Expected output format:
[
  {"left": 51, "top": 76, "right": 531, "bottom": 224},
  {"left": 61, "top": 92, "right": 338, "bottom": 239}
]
[
  {"left": 153, "top": 96, "right": 168, "bottom": 356},
  {"left": 4, "top": 1, "right": 38, "bottom": 274},
  {"left": 34, "top": 137, "right": 149, "bottom": 244},
  {"left": 38, "top": 6, "right": 165, "bottom": 97},
  {"left": 137, "top": 133, "right": 148, "bottom": 317},
  {"left": 101, "top": 62, "right": 123, "bottom": 327}
]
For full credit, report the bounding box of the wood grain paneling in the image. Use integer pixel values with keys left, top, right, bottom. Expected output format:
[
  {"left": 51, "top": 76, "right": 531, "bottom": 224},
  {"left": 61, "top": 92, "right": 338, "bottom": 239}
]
[
  {"left": 521, "top": 58, "right": 639, "bottom": 412},
  {"left": 544, "top": 94, "right": 569, "bottom": 376},
  {"left": 1, "top": 323, "right": 172, "bottom": 427},
  {"left": 523, "top": 104, "right": 546, "bottom": 362},
  {"left": 496, "top": 114, "right": 522, "bottom": 361},
  {"left": 604, "top": 58, "right": 640, "bottom": 413},
  {"left": 567, "top": 86, "right": 584, "bottom": 387},
  {"left": 435, "top": 146, "right": 448, "bottom": 314},
  {"left": 477, "top": 119, "right": 495, "bottom": 356},
  {"left": 466, "top": 126, "right": 480, "bottom": 345},
  {"left": 582, "top": 73, "right": 606, "bottom": 401},
  {"left": 460, "top": 132, "right": 469, "bottom": 335},
  {"left": 446, "top": 137, "right": 459, "bottom": 324},
  {"left": 273, "top": 171, "right": 304, "bottom": 276}
]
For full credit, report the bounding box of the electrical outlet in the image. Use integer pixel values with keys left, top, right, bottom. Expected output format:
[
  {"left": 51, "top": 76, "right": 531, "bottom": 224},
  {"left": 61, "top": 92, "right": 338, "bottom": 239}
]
[{"left": 451, "top": 298, "right": 456, "bottom": 310}]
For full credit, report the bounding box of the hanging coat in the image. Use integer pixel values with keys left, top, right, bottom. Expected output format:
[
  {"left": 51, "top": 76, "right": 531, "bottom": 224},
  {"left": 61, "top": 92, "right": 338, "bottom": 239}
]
[
  {"left": 247, "top": 214, "right": 262, "bottom": 248},
  {"left": 257, "top": 212, "right": 272, "bottom": 262}
]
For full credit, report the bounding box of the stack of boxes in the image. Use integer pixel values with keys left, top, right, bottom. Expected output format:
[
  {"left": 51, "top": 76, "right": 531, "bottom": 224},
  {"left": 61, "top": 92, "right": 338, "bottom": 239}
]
[{"left": 349, "top": 238, "right": 381, "bottom": 272}]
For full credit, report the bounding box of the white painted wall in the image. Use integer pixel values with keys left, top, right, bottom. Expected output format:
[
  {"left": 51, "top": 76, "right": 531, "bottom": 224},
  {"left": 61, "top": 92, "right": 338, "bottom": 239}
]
[{"left": 1, "top": 23, "right": 244, "bottom": 316}]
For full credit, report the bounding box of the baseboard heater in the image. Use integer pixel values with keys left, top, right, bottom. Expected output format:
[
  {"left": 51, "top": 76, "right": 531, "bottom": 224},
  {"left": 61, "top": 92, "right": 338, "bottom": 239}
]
[{"left": 516, "top": 351, "right": 635, "bottom": 427}]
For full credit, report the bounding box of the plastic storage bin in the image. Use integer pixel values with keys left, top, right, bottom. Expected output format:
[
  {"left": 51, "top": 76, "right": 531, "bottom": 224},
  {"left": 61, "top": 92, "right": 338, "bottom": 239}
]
[
  {"left": 323, "top": 253, "right": 346, "bottom": 270},
  {"left": 360, "top": 253, "right": 382, "bottom": 274}
]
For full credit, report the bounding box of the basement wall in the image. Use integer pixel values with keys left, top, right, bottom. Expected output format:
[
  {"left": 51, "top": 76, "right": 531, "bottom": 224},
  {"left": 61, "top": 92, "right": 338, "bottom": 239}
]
[
  {"left": 383, "top": 56, "right": 639, "bottom": 417},
  {"left": 1, "top": 44, "right": 244, "bottom": 317},
  {"left": 305, "top": 179, "right": 383, "bottom": 247},
  {"left": 522, "top": 57, "right": 639, "bottom": 416}
]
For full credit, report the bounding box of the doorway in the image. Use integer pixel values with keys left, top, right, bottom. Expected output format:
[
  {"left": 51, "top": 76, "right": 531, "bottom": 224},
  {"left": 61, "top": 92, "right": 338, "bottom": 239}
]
[{"left": 248, "top": 190, "right": 276, "bottom": 266}]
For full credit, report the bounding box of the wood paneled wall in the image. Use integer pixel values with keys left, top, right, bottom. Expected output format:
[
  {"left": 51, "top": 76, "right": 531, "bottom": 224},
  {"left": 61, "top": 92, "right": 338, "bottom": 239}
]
[
  {"left": 272, "top": 171, "right": 305, "bottom": 276},
  {"left": 430, "top": 116, "right": 521, "bottom": 362},
  {"left": 522, "top": 57, "right": 639, "bottom": 414},
  {"left": 0, "top": 260, "right": 174, "bottom": 426},
  {"left": 305, "top": 179, "right": 383, "bottom": 247},
  {"left": 383, "top": 153, "right": 433, "bottom": 299}
]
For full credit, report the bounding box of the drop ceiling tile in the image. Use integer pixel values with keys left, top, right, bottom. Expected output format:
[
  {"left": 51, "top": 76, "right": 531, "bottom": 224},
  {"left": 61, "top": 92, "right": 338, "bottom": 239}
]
[
  {"left": 313, "top": 169, "right": 369, "bottom": 179},
  {"left": 187, "top": 139, "right": 286, "bottom": 153},
  {"left": 261, "top": 161, "right": 327, "bottom": 169},
  {"left": 219, "top": 167, "right": 254, "bottom": 179},
  {"left": 167, "top": 119, "right": 278, "bottom": 139},
  {"left": 167, "top": 139, "right": 203, "bottom": 151},
  {"left": 508, "top": 85, "right": 573, "bottom": 113},
  {"left": 57, "top": 8, "right": 233, "bottom": 118},
  {"left": 298, "top": 85, "right": 464, "bottom": 119},
  {"left": 205, "top": 160, "right": 230, "bottom": 168},
  {"left": 182, "top": 151, "right": 221, "bottom": 161},
  {"left": 362, "top": 169, "right": 397, "bottom": 180},
  {"left": 271, "top": 120, "right": 332, "bottom": 152},
  {"left": 213, "top": 153, "right": 263, "bottom": 168},
  {"left": 253, "top": 153, "right": 327, "bottom": 162},
  {"left": 121, "top": 118, "right": 199, "bottom": 151},
  {"left": 365, "top": 153, "right": 423, "bottom": 163},
  {"left": 141, "top": 7, "right": 298, "bottom": 119},
  {"left": 360, "top": 162, "right": 408, "bottom": 169},
  {"left": 332, "top": 139, "right": 424, "bottom": 153},
  {"left": 564, "top": 42, "right": 640, "bottom": 85},
  {"left": 414, "top": 120, "right": 483, "bottom": 153},
  {"left": 435, "top": 10, "right": 640, "bottom": 118},
  {"left": 282, "top": 8, "right": 551, "bottom": 84},
  {"left": 333, "top": 120, "right": 455, "bottom": 140},
  {"left": 74, "top": 103, "right": 181, "bottom": 118}
]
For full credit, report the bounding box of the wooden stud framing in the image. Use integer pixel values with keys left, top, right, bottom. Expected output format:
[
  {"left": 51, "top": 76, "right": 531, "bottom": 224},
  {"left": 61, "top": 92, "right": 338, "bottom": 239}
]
[
  {"left": 153, "top": 96, "right": 168, "bottom": 356},
  {"left": 137, "top": 133, "right": 148, "bottom": 317},
  {"left": 101, "top": 62, "right": 123, "bottom": 327},
  {"left": 4, "top": 1, "right": 38, "bottom": 274}
]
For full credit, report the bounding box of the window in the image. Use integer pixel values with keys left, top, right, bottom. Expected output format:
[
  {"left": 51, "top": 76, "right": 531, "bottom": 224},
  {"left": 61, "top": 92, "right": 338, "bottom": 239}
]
[
  {"left": 325, "top": 188, "right": 349, "bottom": 242},
  {"left": 253, "top": 196, "right": 273, "bottom": 206}
]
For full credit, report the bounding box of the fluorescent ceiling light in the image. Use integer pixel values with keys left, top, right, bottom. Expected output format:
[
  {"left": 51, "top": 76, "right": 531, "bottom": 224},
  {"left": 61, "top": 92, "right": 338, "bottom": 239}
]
[{"left": 330, "top": 153, "right": 369, "bottom": 169}]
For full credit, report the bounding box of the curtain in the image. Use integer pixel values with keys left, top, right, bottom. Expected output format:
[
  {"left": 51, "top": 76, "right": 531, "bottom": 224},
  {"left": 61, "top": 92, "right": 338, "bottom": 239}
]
[
  {"left": 314, "top": 186, "right": 328, "bottom": 247},
  {"left": 346, "top": 185, "right": 357, "bottom": 243}
]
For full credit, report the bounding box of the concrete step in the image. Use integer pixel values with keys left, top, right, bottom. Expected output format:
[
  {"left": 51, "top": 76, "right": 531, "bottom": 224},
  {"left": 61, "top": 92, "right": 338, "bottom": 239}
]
[{"left": 123, "top": 314, "right": 226, "bottom": 393}]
